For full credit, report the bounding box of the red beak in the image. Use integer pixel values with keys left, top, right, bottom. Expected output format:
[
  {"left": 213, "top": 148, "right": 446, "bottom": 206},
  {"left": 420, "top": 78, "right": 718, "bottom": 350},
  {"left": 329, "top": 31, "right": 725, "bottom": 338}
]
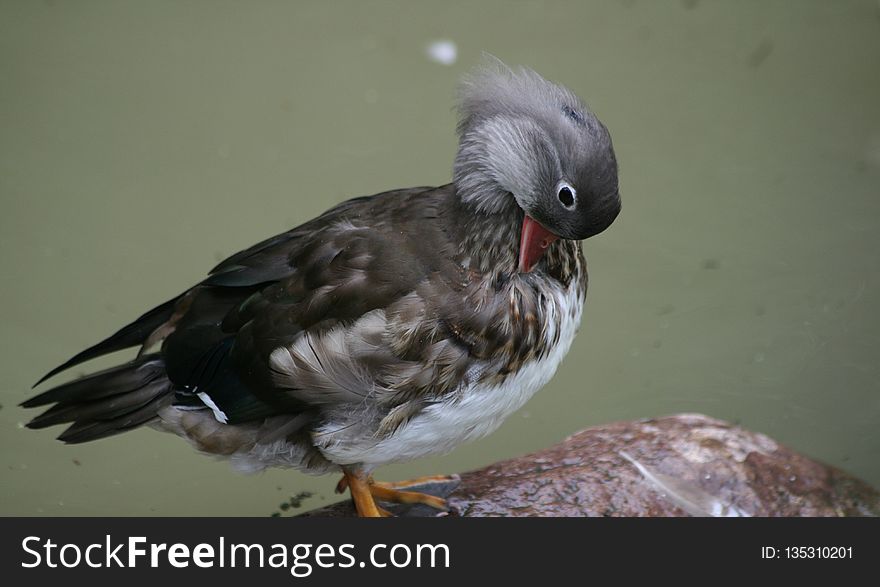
[{"left": 518, "top": 216, "right": 559, "bottom": 273}]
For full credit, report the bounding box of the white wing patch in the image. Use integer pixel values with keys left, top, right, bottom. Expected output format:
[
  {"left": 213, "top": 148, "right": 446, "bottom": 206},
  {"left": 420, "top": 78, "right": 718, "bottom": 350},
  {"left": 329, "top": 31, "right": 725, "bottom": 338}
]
[{"left": 196, "top": 391, "right": 229, "bottom": 424}]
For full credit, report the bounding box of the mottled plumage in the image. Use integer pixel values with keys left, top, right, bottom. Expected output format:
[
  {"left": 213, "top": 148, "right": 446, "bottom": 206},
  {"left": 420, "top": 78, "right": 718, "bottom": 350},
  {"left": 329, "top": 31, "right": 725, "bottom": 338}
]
[{"left": 24, "top": 61, "right": 620, "bottom": 514}]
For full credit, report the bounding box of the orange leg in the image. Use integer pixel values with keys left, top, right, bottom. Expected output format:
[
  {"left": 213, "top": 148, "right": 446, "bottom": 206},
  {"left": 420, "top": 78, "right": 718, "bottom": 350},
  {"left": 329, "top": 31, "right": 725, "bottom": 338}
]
[
  {"left": 342, "top": 467, "right": 382, "bottom": 517},
  {"left": 337, "top": 471, "right": 452, "bottom": 516}
]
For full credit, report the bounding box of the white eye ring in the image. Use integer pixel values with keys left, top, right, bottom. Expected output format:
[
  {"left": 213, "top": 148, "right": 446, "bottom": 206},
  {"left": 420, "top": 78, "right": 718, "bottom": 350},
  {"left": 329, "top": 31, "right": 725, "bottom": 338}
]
[{"left": 557, "top": 182, "right": 576, "bottom": 209}]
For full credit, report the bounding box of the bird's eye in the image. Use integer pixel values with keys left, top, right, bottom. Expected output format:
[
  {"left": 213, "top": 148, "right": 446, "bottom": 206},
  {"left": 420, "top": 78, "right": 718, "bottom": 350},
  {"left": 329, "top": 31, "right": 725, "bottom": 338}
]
[{"left": 557, "top": 184, "right": 576, "bottom": 208}]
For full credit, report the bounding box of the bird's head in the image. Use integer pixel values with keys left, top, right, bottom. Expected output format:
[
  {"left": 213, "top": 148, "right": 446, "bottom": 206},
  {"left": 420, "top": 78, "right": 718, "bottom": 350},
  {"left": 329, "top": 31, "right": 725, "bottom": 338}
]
[{"left": 453, "top": 59, "right": 621, "bottom": 272}]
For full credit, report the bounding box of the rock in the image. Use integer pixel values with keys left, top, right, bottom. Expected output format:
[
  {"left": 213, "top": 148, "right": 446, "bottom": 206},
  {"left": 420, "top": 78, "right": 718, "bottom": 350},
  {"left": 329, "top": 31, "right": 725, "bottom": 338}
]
[{"left": 299, "top": 414, "right": 879, "bottom": 517}]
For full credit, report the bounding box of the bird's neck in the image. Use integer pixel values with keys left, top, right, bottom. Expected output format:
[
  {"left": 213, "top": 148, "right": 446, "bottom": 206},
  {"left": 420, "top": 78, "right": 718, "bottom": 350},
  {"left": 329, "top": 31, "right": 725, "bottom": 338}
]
[
  {"left": 451, "top": 184, "right": 582, "bottom": 285},
  {"left": 452, "top": 185, "right": 524, "bottom": 275}
]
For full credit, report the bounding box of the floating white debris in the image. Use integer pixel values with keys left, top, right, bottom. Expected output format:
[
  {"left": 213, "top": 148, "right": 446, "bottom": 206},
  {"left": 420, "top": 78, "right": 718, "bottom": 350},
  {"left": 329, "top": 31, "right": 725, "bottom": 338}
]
[{"left": 426, "top": 40, "right": 457, "bottom": 66}]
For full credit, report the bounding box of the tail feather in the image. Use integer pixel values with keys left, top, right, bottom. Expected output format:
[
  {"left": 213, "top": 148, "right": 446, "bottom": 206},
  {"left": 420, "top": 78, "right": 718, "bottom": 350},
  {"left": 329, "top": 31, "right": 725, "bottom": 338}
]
[
  {"left": 26, "top": 381, "right": 167, "bottom": 429},
  {"left": 56, "top": 393, "right": 171, "bottom": 444},
  {"left": 33, "top": 296, "right": 180, "bottom": 387},
  {"left": 23, "top": 354, "right": 173, "bottom": 444},
  {"left": 24, "top": 355, "right": 166, "bottom": 408}
]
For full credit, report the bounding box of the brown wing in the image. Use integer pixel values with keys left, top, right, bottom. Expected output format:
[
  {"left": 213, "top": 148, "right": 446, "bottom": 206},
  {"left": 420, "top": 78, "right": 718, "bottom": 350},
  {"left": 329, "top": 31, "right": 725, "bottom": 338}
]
[
  {"left": 161, "top": 184, "right": 470, "bottom": 424},
  {"left": 29, "top": 186, "right": 447, "bottom": 432}
]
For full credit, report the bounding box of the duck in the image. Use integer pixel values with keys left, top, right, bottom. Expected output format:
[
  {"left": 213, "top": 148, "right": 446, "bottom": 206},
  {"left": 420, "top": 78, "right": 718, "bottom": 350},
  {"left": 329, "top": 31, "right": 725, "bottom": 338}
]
[{"left": 23, "top": 60, "right": 621, "bottom": 517}]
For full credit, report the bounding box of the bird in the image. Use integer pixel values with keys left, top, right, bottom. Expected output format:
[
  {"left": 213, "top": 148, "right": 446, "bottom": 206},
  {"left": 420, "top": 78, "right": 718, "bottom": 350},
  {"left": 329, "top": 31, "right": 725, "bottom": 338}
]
[{"left": 22, "top": 61, "right": 620, "bottom": 517}]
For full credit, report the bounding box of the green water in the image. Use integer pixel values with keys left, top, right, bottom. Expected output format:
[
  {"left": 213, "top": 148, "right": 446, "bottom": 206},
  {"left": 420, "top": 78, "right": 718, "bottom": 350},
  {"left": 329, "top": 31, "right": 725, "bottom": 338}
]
[{"left": 2, "top": 0, "right": 878, "bottom": 515}]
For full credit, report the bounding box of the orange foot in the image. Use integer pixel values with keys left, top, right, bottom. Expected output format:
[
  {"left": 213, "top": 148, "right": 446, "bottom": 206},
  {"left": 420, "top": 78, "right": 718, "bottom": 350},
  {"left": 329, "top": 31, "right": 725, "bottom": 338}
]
[{"left": 338, "top": 469, "right": 454, "bottom": 517}]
